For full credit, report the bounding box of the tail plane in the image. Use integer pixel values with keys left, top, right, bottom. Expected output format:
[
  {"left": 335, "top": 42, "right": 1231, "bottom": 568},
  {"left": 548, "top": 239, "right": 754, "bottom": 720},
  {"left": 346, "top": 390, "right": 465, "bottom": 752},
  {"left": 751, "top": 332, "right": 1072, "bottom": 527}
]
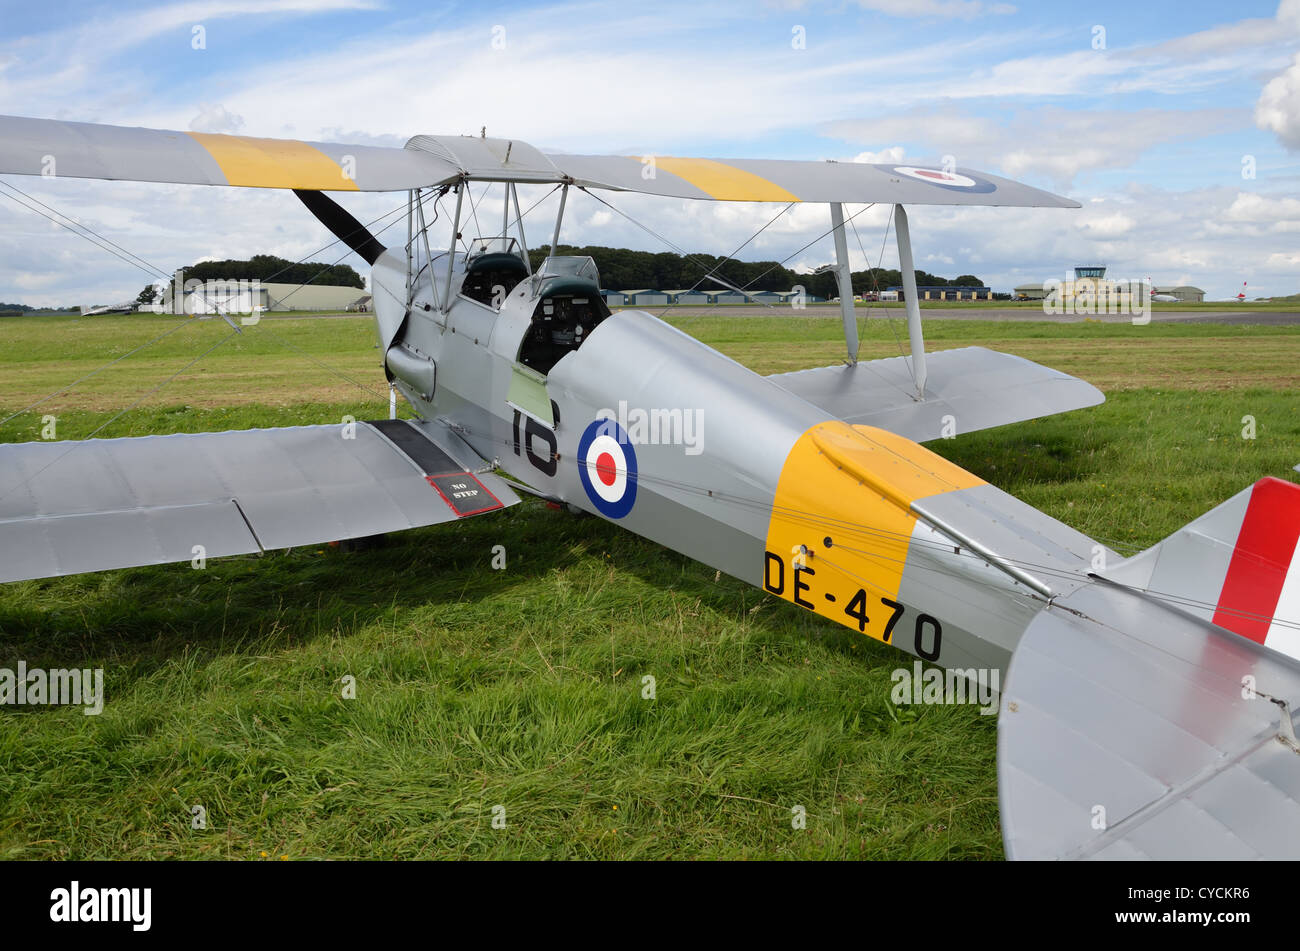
[
  {"left": 1001, "top": 472, "right": 1300, "bottom": 859},
  {"left": 1101, "top": 475, "right": 1300, "bottom": 656}
]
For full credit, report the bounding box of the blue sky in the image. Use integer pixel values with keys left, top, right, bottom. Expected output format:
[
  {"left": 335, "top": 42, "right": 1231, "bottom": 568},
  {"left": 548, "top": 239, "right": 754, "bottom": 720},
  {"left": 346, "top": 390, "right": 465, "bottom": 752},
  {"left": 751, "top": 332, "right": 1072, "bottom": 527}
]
[{"left": 0, "top": 0, "right": 1297, "bottom": 304}]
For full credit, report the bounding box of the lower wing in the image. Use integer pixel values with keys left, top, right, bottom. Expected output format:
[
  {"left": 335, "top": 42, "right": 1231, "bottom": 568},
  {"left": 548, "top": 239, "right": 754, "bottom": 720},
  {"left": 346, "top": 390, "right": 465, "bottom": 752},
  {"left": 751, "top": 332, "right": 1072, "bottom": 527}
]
[{"left": 0, "top": 418, "right": 518, "bottom": 583}]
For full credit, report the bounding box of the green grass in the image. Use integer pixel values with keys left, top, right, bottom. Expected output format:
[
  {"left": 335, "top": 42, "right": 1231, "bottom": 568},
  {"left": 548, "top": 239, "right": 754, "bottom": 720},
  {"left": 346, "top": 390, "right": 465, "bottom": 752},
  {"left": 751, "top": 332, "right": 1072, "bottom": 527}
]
[{"left": 0, "top": 312, "right": 1297, "bottom": 859}]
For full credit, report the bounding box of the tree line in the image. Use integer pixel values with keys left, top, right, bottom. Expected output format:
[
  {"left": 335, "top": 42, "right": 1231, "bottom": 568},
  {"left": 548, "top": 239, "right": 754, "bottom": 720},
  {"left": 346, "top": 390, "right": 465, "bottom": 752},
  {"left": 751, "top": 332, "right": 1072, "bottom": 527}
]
[
  {"left": 133, "top": 254, "right": 365, "bottom": 302},
  {"left": 181, "top": 255, "right": 365, "bottom": 289},
  {"left": 0, "top": 302, "right": 80, "bottom": 315},
  {"left": 5, "top": 245, "right": 985, "bottom": 316},
  {"left": 529, "top": 245, "right": 983, "bottom": 297}
]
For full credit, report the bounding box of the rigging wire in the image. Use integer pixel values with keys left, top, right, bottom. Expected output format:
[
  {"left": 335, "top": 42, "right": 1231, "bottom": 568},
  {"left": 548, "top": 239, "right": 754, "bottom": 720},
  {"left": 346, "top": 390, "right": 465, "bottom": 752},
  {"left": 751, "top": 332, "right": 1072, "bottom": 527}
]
[
  {"left": 0, "top": 179, "right": 172, "bottom": 280},
  {"left": 848, "top": 205, "right": 912, "bottom": 367},
  {"left": 2, "top": 191, "right": 415, "bottom": 426},
  {"left": 651, "top": 201, "right": 796, "bottom": 319},
  {"left": 9, "top": 179, "right": 1278, "bottom": 631},
  {"left": 0, "top": 184, "right": 169, "bottom": 285},
  {"left": 0, "top": 328, "right": 241, "bottom": 505},
  {"left": 0, "top": 314, "right": 204, "bottom": 429},
  {"left": 411, "top": 413, "right": 1227, "bottom": 619}
]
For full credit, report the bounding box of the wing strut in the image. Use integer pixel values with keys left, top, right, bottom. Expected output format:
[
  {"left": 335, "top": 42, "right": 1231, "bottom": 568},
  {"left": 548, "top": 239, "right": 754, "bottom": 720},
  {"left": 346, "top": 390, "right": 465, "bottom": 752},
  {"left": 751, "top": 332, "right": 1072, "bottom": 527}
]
[
  {"left": 442, "top": 184, "right": 464, "bottom": 314},
  {"left": 548, "top": 182, "right": 570, "bottom": 265},
  {"left": 510, "top": 183, "right": 532, "bottom": 275},
  {"left": 894, "top": 203, "right": 928, "bottom": 399},
  {"left": 828, "top": 203, "right": 860, "bottom": 365}
]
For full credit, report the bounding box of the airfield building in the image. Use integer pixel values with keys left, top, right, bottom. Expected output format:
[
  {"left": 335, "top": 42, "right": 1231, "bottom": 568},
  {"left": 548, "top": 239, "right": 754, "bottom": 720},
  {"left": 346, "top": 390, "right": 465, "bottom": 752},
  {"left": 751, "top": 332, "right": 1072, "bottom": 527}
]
[
  {"left": 623, "top": 289, "right": 670, "bottom": 306},
  {"left": 887, "top": 285, "right": 993, "bottom": 301},
  {"left": 1153, "top": 285, "right": 1205, "bottom": 302},
  {"left": 1014, "top": 267, "right": 1204, "bottom": 302},
  {"left": 162, "top": 276, "right": 370, "bottom": 314}
]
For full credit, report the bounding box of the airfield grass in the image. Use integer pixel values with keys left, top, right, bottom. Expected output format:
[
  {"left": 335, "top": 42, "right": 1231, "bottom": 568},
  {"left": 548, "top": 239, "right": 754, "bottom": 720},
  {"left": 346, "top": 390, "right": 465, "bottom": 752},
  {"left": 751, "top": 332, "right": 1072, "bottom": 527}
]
[{"left": 0, "top": 312, "right": 1298, "bottom": 859}]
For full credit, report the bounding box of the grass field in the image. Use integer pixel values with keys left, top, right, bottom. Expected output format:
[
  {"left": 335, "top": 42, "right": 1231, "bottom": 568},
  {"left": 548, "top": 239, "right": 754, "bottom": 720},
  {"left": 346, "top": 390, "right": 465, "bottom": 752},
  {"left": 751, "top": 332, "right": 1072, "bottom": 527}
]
[{"left": 1, "top": 312, "right": 1298, "bottom": 859}]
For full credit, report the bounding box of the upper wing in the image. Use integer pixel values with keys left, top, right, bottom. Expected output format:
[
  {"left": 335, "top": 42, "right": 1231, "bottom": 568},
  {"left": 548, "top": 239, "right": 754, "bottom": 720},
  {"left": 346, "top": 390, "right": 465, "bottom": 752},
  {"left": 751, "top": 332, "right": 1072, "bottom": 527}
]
[
  {"left": 0, "top": 114, "right": 458, "bottom": 192},
  {"left": 767, "top": 347, "right": 1105, "bottom": 442},
  {"left": 0, "top": 418, "right": 518, "bottom": 583},
  {"left": 0, "top": 115, "right": 1079, "bottom": 206},
  {"left": 550, "top": 154, "right": 1079, "bottom": 207}
]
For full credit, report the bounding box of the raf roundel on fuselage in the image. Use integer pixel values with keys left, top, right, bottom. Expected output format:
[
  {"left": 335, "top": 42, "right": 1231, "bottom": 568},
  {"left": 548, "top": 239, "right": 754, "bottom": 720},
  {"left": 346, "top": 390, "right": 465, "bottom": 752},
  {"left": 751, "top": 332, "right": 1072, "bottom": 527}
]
[{"left": 577, "top": 418, "right": 639, "bottom": 519}]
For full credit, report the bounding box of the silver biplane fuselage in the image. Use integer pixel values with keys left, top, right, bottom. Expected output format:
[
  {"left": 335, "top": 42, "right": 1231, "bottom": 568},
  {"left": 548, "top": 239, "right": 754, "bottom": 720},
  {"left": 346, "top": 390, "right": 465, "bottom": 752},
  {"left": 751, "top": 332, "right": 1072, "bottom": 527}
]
[{"left": 373, "top": 204, "right": 1097, "bottom": 682}]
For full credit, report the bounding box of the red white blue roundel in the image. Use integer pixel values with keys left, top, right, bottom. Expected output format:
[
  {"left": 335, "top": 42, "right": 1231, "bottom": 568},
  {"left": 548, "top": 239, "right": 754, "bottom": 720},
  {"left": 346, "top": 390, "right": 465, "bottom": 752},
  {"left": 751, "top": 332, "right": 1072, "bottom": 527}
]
[
  {"left": 893, "top": 166, "right": 996, "bottom": 194},
  {"left": 578, "top": 418, "right": 638, "bottom": 518}
]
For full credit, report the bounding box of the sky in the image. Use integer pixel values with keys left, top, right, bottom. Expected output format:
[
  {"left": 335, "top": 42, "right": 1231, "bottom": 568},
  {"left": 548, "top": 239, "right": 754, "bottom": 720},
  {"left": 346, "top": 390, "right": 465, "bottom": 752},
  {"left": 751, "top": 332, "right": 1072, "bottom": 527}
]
[{"left": 0, "top": 0, "right": 1297, "bottom": 306}]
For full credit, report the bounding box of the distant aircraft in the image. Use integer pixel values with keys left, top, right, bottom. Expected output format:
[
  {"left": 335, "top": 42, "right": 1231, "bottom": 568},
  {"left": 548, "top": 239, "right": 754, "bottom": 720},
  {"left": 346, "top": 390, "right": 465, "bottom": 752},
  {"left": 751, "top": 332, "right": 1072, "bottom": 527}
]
[
  {"left": 79, "top": 300, "right": 136, "bottom": 316},
  {"left": 1146, "top": 278, "right": 1178, "bottom": 303},
  {"left": 1232, "top": 281, "right": 1248, "bottom": 302}
]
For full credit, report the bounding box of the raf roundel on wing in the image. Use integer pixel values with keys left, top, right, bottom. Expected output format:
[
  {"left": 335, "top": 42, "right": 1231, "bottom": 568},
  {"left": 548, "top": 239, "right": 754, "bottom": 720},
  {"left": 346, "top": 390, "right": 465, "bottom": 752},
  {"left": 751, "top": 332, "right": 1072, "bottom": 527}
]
[
  {"left": 577, "top": 418, "right": 639, "bottom": 519},
  {"left": 892, "top": 166, "right": 997, "bottom": 194}
]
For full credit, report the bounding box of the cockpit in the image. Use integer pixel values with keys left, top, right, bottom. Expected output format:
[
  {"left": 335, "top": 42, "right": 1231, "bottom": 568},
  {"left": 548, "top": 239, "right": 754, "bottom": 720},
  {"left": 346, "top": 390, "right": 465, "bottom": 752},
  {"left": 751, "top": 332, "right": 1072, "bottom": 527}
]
[
  {"left": 460, "top": 240, "right": 531, "bottom": 308},
  {"left": 516, "top": 256, "right": 612, "bottom": 375}
]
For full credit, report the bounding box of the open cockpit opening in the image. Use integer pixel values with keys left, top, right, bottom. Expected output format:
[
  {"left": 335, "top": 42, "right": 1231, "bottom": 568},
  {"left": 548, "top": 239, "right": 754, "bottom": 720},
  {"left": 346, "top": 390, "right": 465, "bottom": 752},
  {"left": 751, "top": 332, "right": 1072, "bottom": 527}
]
[
  {"left": 517, "top": 267, "right": 611, "bottom": 375},
  {"left": 460, "top": 241, "right": 530, "bottom": 308}
]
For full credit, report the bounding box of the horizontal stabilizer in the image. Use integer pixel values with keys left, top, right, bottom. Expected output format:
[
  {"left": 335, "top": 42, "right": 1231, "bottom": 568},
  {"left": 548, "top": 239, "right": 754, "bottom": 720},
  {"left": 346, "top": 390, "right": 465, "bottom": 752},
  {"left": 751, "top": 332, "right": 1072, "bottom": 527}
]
[
  {"left": 0, "top": 419, "right": 518, "bottom": 583},
  {"left": 767, "top": 347, "right": 1104, "bottom": 442},
  {"left": 999, "top": 578, "right": 1300, "bottom": 859}
]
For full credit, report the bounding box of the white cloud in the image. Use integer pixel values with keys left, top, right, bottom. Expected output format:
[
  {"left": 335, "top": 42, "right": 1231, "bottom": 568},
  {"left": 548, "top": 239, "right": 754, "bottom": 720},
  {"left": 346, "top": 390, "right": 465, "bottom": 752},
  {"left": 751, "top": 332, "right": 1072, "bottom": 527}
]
[
  {"left": 188, "top": 103, "right": 245, "bottom": 134},
  {"left": 7, "top": 176, "right": 1294, "bottom": 308},
  {"left": 1257, "top": 52, "right": 1300, "bottom": 151},
  {"left": 830, "top": 106, "right": 1243, "bottom": 187},
  {"left": 70, "top": 0, "right": 381, "bottom": 56},
  {"left": 852, "top": 146, "right": 906, "bottom": 164},
  {"left": 1223, "top": 191, "right": 1300, "bottom": 222},
  {"left": 850, "top": 0, "right": 1015, "bottom": 18},
  {"left": 1141, "top": 0, "right": 1297, "bottom": 58},
  {"left": 1, "top": 2, "right": 1297, "bottom": 308},
  {"left": 1077, "top": 212, "right": 1136, "bottom": 239}
]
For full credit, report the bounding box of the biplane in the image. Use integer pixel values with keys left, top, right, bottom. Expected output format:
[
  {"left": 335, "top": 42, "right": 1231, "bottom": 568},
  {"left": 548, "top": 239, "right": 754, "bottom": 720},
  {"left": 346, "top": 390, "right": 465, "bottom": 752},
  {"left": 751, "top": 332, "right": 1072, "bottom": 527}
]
[{"left": 2, "top": 114, "right": 1299, "bottom": 859}]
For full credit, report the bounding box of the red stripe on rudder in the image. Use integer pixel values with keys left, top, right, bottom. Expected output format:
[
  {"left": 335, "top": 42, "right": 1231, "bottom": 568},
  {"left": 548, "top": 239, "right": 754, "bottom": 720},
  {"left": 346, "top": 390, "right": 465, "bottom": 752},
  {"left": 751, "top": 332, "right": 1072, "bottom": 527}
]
[{"left": 1213, "top": 477, "right": 1300, "bottom": 642}]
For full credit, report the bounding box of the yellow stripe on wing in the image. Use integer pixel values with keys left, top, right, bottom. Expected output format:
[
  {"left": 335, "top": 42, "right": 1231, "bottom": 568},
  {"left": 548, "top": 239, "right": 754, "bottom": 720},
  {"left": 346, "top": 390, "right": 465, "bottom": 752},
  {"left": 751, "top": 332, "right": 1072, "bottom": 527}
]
[
  {"left": 654, "top": 157, "right": 798, "bottom": 202},
  {"left": 187, "top": 133, "right": 359, "bottom": 191}
]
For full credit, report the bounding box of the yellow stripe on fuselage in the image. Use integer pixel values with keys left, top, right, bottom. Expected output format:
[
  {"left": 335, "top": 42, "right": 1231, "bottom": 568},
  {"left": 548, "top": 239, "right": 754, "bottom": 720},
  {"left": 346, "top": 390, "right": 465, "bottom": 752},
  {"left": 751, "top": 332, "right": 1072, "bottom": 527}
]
[
  {"left": 654, "top": 157, "right": 798, "bottom": 202},
  {"left": 187, "top": 133, "right": 359, "bottom": 191},
  {"left": 763, "top": 421, "right": 983, "bottom": 641}
]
